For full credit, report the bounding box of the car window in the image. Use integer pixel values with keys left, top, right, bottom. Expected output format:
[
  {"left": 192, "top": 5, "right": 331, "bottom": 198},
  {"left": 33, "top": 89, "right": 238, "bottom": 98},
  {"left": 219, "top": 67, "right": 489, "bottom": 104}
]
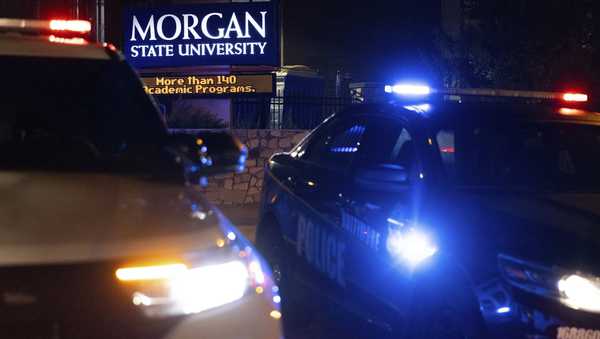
[
  {"left": 304, "top": 117, "right": 367, "bottom": 170},
  {"left": 359, "top": 117, "right": 417, "bottom": 180},
  {"left": 436, "top": 129, "right": 456, "bottom": 179},
  {"left": 435, "top": 121, "right": 600, "bottom": 192},
  {"left": 0, "top": 56, "right": 168, "bottom": 172}
]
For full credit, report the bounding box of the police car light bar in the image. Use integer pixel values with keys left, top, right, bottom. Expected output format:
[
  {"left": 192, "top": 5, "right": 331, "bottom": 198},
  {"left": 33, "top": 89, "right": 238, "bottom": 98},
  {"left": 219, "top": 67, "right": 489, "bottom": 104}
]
[
  {"left": 385, "top": 85, "right": 590, "bottom": 104},
  {"left": 0, "top": 18, "right": 91, "bottom": 35},
  {"left": 442, "top": 88, "right": 558, "bottom": 99},
  {"left": 48, "top": 35, "right": 87, "bottom": 45},
  {"left": 49, "top": 20, "right": 91, "bottom": 33},
  {"left": 563, "top": 92, "right": 588, "bottom": 102},
  {"left": 441, "top": 88, "right": 589, "bottom": 103}
]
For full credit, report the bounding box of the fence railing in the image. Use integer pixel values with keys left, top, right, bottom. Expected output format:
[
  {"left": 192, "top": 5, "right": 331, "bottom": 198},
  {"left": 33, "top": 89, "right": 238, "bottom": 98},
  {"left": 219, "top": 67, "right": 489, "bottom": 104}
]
[{"left": 232, "top": 96, "right": 352, "bottom": 129}]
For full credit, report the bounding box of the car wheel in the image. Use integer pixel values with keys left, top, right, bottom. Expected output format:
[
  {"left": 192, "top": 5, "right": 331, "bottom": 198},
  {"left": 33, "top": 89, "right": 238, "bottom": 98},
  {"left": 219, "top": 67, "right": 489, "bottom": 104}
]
[
  {"left": 400, "top": 264, "right": 487, "bottom": 339},
  {"left": 255, "top": 215, "right": 287, "bottom": 286},
  {"left": 256, "top": 216, "right": 314, "bottom": 330}
]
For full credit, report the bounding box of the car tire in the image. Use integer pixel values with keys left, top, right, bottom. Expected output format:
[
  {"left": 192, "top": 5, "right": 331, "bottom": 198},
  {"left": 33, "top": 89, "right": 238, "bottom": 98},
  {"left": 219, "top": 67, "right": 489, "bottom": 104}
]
[
  {"left": 399, "top": 262, "right": 487, "bottom": 339},
  {"left": 256, "top": 215, "right": 315, "bottom": 331}
]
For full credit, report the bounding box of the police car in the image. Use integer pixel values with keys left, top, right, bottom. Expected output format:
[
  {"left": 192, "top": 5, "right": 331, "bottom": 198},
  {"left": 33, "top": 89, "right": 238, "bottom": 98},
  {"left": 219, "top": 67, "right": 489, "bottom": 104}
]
[
  {"left": 0, "top": 18, "right": 281, "bottom": 339},
  {"left": 257, "top": 83, "right": 600, "bottom": 338}
]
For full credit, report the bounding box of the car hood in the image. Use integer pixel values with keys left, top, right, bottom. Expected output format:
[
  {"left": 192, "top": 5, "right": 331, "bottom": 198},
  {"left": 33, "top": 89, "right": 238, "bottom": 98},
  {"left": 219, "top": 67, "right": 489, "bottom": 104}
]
[
  {"left": 0, "top": 171, "right": 225, "bottom": 266},
  {"left": 448, "top": 189, "right": 600, "bottom": 275}
]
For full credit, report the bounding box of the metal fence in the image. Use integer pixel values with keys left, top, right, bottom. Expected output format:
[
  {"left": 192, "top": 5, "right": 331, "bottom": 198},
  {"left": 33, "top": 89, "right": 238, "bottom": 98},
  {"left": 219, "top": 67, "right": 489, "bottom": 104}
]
[{"left": 232, "top": 96, "right": 352, "bottom": 129}]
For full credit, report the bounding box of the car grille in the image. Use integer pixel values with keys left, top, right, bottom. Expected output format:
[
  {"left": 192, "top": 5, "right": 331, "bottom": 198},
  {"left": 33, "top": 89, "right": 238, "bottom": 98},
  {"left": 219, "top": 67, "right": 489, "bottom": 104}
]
[{"left": 0, "top": 261, "right": 181, "bottom": 339}]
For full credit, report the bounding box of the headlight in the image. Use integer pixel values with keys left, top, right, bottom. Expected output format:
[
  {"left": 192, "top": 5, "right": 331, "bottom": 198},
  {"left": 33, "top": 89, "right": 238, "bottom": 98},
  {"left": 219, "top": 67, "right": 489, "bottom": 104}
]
[
  {"left": 169, "top": 261, "right": 249, "bottom": 314},
  {"left": 386, "top": 226, "right": 437, "bottom": 267},
  {"left": 499, "top": 254, "right": 600, "bottom": 315},
  {"left": 116, "top": 260, "right": 252, "bottom": 316},
  {"left": 558, "top": 274, "right": 600, "bottom": 313}
]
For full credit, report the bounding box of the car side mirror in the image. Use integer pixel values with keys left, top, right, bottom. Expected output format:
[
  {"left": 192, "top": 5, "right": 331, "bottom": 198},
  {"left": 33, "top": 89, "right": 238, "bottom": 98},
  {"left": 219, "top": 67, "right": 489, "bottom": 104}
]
[
  {"left": 354, "top": 164, "right": 409, "bottom": 191},
  {"left": 270, "top": 152, "right": 294, "bottom": 165},
  {"left": 168, "top": 131, "right": 247, "bottom": 177}
]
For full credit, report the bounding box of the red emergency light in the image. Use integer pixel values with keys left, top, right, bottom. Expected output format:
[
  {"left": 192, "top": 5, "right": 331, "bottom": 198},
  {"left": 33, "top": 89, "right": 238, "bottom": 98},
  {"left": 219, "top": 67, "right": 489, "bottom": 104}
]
[
  {"left": 48, "top": 35, "right": 87, "bottom": 45},
  {"left": 49, "top": 19, "right": 91, "bottom": 33},
  {"left": 558, "top": 108, "right": 586, "bottom": 116},
  {"left": 562, "top": 92, "right": 588, "bottom": 103}
]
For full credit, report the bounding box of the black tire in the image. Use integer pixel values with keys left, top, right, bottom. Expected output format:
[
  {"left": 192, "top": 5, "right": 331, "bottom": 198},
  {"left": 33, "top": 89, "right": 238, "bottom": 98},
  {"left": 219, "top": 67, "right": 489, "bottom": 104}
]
[
  {"left": 255, "top": 215, "right": 286, "bottom": 284},
  {"left": 400, "top": 262, "right": 487, "bottom": 339},
  {"left": 256, "top": 215, "right": 315, "bottom": 330}
]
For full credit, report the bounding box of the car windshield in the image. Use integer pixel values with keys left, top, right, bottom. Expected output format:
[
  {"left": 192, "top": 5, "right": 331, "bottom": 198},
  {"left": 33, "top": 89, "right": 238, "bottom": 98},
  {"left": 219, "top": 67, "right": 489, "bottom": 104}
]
[
  {"left": 0, "top": 56, "right": 168, "bottom": 172},
  {"left": 436, "top": 121, "right": 600, "bottom": 193}
]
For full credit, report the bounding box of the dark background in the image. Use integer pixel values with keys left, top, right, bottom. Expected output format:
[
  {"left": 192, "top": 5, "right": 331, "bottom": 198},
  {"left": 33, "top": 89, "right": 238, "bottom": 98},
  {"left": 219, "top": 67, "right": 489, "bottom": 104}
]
[
  {"left": 1, "top": 0, "right": 599, "bottom": 93},
  {"left": 281, "top": 0, "right": 440, "bottom": 83}
]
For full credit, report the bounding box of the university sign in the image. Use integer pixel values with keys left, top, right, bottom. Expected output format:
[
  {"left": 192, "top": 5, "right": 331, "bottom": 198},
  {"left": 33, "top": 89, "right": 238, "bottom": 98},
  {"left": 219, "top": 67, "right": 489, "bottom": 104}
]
[{"left": 124, "top": 2, "right": 279, "bottom": 69}]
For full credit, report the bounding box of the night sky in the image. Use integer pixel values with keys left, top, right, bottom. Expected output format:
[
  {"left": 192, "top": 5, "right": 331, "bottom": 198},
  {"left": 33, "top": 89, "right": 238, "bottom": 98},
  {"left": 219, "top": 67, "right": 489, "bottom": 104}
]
[
  {"left": 3, "top": 0, "right": 596, "bottom": 91},
  {"left": 282, "top": 0, "right": 440, "bottom": 82}
]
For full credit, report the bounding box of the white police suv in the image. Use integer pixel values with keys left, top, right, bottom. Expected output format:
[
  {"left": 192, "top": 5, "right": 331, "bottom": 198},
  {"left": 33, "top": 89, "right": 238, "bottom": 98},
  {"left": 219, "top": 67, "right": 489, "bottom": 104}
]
[{"left": 0, "top": 18, "right": 281, "bottom": 339}]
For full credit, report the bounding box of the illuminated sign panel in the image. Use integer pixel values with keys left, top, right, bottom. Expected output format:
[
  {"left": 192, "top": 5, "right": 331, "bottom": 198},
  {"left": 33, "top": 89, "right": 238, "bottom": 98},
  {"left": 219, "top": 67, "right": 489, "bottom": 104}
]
[
  {"left": 142, "top": 74, "right": 274, "bottom": 96},
  {"left": 124, "top": 2, "right": 279, "bottom": 68}
]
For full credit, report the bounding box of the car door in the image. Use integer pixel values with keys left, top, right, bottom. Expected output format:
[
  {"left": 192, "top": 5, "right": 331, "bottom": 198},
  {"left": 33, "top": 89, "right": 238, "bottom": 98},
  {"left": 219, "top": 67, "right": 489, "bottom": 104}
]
[
  {"left": 274, "top": 115, "right": 369, "bottom": 294},
  {"left": 297, "top": 116, "right": 367, "bottom": 219},
  {"left": 339, "top": 115, "right": 428, "bottom": 314}
]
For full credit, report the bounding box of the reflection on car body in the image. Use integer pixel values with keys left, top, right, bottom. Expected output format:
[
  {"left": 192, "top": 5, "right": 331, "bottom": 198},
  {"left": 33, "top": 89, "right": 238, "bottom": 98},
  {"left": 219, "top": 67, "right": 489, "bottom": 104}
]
[{"left": 296, "top": 213, "right": 347, "bottom": 287}]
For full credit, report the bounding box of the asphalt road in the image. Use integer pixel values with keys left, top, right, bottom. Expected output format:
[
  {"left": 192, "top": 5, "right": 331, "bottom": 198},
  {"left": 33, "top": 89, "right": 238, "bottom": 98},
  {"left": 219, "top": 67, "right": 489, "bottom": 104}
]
[
  {"left": 283, "top": 306, "right": 393, "bottom": 339},
  {"left": 219, "top": 204, "right": 259, "bottom": 241}
]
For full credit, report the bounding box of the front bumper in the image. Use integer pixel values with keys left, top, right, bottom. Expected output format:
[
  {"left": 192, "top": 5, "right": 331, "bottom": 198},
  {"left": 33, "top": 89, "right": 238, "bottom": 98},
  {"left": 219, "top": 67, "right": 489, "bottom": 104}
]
[
  {"left": 2, "top": 293, "right": 281, "bottom": 339},
  {"left": 164, "top": 293, "right": 281, "bottom": 339},
  {"left": 0, "top": 263, "right": 282, "bottom": 339},
  {"left": 478, "top": 279, "right": 600, "bottom": 338}
]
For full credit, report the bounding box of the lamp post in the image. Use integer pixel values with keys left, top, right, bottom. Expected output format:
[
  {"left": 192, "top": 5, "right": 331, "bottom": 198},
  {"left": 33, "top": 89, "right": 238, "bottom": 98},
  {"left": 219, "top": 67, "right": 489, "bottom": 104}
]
[{"left": 95, "top": 0, "right": 105, "bottom": 43}]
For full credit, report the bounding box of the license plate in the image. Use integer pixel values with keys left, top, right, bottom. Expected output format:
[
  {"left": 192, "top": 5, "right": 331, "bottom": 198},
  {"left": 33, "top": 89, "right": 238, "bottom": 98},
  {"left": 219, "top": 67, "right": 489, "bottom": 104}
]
[{"left": 557, "top": 327, "right": 600, "bottom": 339}]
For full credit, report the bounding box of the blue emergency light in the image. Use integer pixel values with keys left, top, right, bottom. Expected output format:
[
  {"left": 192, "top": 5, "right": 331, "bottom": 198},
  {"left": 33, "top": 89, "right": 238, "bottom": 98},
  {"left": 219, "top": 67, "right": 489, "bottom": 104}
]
[
  {"left": 384, "top": 83, "right": 432, "bottom": 96},
  {"left": 386, "top": 218, "right": 438, "bottom": 267},
  {"left": 496, "top": 306, "right": 511, "bottom": 314}
]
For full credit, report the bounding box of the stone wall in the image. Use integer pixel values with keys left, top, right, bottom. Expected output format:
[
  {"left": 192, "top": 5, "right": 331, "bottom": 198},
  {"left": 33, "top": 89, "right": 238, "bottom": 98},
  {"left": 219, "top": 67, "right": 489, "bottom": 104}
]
[{"left": 200, "top": 129, "right": 308, "bottom": 205}]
